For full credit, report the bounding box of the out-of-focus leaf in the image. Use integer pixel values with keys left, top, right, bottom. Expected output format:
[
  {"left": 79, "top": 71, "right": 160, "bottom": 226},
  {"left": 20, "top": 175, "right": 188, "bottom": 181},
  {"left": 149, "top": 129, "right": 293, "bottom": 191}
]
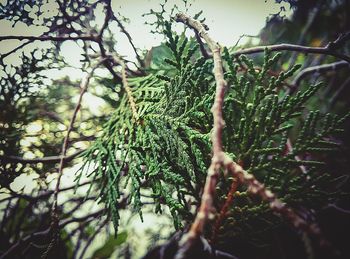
[{"left": 91, "top": 231, "right": 128, "bottom": 259}]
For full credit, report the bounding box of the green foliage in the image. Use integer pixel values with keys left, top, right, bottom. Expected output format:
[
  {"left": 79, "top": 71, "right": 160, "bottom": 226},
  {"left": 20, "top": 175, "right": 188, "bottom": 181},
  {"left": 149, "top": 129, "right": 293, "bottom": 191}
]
[
  {"left": 215, "top": 47, "right": 349, "bottom": 244},
  {"left": 77, "top": 22, "right": 348, "bottom": 247}
]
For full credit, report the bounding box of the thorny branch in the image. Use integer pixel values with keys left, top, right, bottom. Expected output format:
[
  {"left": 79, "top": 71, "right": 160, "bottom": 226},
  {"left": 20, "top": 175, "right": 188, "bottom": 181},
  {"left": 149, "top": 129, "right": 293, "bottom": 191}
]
[{"left": 175, "top": 13, "right": 330, "bottom": 259}]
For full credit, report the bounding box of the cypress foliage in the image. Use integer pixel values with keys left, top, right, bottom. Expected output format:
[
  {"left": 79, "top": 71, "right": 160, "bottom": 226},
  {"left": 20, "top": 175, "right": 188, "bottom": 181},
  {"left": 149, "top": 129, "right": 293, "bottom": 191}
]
[{"left": 76, "top": 21, "right": 349, "bottom": 246}]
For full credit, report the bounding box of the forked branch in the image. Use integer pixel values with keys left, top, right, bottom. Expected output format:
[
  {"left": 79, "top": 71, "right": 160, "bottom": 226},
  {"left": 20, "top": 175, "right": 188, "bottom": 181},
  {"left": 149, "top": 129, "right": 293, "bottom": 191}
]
[{"left": 175, "top": 13, "right": 327, "bottom": 258}]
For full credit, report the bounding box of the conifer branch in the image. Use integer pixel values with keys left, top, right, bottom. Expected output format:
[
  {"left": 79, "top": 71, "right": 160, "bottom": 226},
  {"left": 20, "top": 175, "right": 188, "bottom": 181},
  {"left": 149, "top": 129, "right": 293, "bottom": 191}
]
[
  {"left": 175, "top": 14, "right": 228, "bottom": 250},
  {"left": 111, "top": 13, "right": 145, "bottom": 69},
  {"left": 175, "top": 13, "right": 329, "bottom": 258},
  {"left": 114, "top": 56, "right": 140, "bottom": 123},
  {"left": 211, "top": 178, "right": 238, "bottom": 243},
  {"left": 222, "top": 154, "right": 326, "bottom": 243}
]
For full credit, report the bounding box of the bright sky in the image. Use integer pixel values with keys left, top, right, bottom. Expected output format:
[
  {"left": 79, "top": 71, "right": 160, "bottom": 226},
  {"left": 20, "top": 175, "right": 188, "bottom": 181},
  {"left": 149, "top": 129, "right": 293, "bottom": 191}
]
[{"left": 0, "top": 0, "right": 291, "bottom": 80}]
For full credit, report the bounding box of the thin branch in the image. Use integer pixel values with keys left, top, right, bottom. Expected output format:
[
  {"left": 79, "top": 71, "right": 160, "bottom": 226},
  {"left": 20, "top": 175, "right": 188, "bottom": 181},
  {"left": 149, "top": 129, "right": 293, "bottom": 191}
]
[
  {"left": 0, "top": 150, "right": 84, "bottom": 164},
  {"left": 0, "top": 209, "right": 104, "bottom": 259},
  {"left": 175, "top": 12, "right": 230, "bottom": 256},
  {"left": 175, "top": 13, "right": 329, "bottom": 258},
  {"left": 42, "top": 58, "right": 106, "bottom": 258},
  {"left": 211, "top": 178, "right": 238, "bottom": 243},
  {"left": 287, "top": 3, "right": 320, "bottom": 69},
  {"left": 95, "top": 0, "right": 122, "bottom": 83},
  {"left": 285, "top": 139, "right": 308, "bottom": 176},
  {"left": 290, "top": 61, "right": 350, "bottom": 93},
  {"left": 194, "top": 31, "right": 210, "bottom": 59},
  {"left": 111, "top": 12, "right": 145, "bottom": 68},
  {"left": 114, "top": 56, "right": 139, "bottom": 123},
  {"left": 329, "top": 76, "right": 350, "bottom": 108},
  {"left": 0, "top": 35, "right": 97, "bottom": 42},
  {"left": 0, "top": 181, "right": 91, "bottom": 203},
  {"left": 78, "top": 218, "right": 108, "bottom": 259},
  {"left": 0, "top": 0, "right": 102, "bottom": 61},
  {"left": 233, "top": 43, "right": 350, "bottom": 63}
]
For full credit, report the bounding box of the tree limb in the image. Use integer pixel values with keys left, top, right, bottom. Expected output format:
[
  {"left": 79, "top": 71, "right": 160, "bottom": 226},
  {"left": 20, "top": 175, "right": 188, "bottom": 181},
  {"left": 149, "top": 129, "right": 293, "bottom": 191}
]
[
  {"left": 233, "top": 43, "right": 350, "bottom": 63},
  {"left": 175, "top": 13, "right": 329, "bottom": 259},
  {"left": 290, "top": 61, "right": 350, "bottom": 93}
]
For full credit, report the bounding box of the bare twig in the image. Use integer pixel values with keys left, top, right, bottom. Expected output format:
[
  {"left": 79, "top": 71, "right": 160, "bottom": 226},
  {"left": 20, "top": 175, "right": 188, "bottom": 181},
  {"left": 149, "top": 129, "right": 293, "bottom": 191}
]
[
  {"left": 290, "top": 61, "right": 350, "bottom": 94},
  {"left": 111, "top": 12, "right": 145, "bottom": 68},
  {"left": 194, "top": 31, "right": 210, "bottom": 59},
  {"left": 0, "top": 0, "right": 103, "bottom": 62},
  {"left": 95, "top": 0, "right": 122, "bottom": 83},
  {"left": 0, "top": 181, "right": 92, "bottom": 203},
  {"left": 0, "top": 35, "right": 97, "bottom": 42},
  {"left": 78, "top": 218, "right": 108, "bottom": 259},
  {"left": 287, "top": 3, "right": 320, "bottom": 69},
  {"left": 42, "top": 58, "right": 106, "bottom": 258},
  {"left": 211, "top": 178, "right": 238, "bottom": 243},
  {"left": 175, "top": 14, "right": 228, "bottom": 250},
  {"left": 329, "top": 76, "right": 350, "bottom": 108},
  {"left": 113, "top": 56, "right": 140, "bottom": 123},
  {"left": 0, "top": 150, "right": 84, "bottom": 164},
  {"left": 233, "top": 43, "right": 350, "bottom": 63}
]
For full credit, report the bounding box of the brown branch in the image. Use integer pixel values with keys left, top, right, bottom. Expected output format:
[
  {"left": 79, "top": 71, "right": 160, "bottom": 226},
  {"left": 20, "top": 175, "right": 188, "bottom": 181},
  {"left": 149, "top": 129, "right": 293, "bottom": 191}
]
[
  {"left": 329, "top": 76, "right": 350, "bottom": 107},
  {"left": 114, "top": 56, "right": 140, "bottom": 123},
  {"left": 78, "top": 218, "right": 108, "bottom": 259},
  {"left": 290, "top": 61, "right": 350, "bottom": 94},
  {"left": 175, "top": 13, "right": 329, "bottom": 258},
  {"left": 210, "top": 178, "right": 238, "bottom": 243},
  {"left": 194, "top": 31, "right": 210, "bottom": 59},
  {"left": 111, "top": 12, "right": 145, "bottom": 68},
  {"left": 175, "top": 12, "right": 229, "bottom": 256},
  {"left": 232, "top": 43, "right": 350, "bottom": 63},
  {"left": 285, "top": 139, "right": 308, "bottom": 175},
  {"left": 42, "top": 58, "right": 106, "bottom": 258},
  {"left": 0, "top": 150, "right": 84, "bottom": 164},
  {"left": 0, "top": 35, "right": 97, "bottom": 42},
  {"left": 95, "top": 0, "right": 122, "bottom": 83},
  {"left": 0, "top": 181, "right": 93, "bottom": 203},
  {"left": 0, "top": 0, "right": 102, "bottom": 61}
]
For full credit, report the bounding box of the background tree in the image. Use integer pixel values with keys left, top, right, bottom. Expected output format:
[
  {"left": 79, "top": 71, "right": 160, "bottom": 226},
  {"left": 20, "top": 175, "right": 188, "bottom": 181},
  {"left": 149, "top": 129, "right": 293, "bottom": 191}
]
[{"left": 0, "top": 0, "right": 349, "bottom": 258}]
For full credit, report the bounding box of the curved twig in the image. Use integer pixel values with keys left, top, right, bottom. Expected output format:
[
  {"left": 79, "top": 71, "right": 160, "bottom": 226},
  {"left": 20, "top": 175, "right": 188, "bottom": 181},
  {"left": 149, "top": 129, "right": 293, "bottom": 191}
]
[{"left": 233, "top": 43, "right": 350, "bottom": 63}]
